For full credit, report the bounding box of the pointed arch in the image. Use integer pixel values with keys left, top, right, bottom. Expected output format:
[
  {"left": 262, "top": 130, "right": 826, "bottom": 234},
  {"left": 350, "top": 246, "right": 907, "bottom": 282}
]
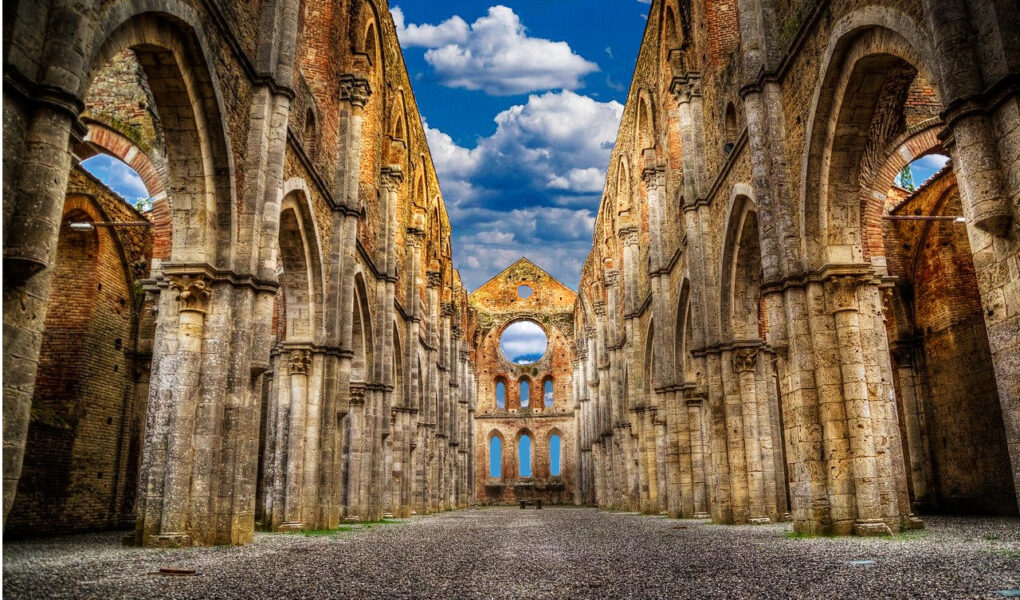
[
  {"left": 89, "top": 4, "right": 238, "bottom": 266},
  {"left": 351, "top": 271, "right": 374, "bottom": 382}
]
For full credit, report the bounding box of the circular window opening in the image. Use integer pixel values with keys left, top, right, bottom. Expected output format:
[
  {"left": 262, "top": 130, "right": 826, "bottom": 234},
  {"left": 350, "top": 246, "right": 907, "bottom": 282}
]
[
  {"left": 499, "top": 320, "right": 548, "bottom": 365},
  {"left": 517, "top": 284, "right": 533, "bottom": 299}
]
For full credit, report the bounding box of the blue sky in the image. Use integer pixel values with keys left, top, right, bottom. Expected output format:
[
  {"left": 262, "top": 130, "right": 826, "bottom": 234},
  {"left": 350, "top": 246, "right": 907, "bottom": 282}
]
[
  {"left": 499, "top": 320, "right": 549, "bottom": 363},
  {"left": 394, "top": 1, "right": 650, "bottom": 289}
]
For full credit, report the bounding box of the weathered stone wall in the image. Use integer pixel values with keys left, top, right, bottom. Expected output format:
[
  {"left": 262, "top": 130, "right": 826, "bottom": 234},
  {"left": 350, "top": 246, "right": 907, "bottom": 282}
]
[
  {"left": 6, "top": 167, "right": 153, "bottom": 536},
  {"left": 470, "top": 259, "right": 577, "bottom": 505},
  {"left": 884, "top": 170, "right": 1015, "bottom": 514},
  {"left": 3, "top": 0, "right": 476, "bottom": 545},
  {"left": 573, "top": 0, "right": 1020, "bottom": 534}
]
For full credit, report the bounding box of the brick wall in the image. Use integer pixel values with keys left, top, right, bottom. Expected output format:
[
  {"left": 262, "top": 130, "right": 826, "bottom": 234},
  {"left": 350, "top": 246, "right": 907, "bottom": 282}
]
[
  {"left": 6, "top": 167, "right": 153, "bottom": 536},
  {"left": 886, "top": 170, "right": 1016, "bottom": 514}
]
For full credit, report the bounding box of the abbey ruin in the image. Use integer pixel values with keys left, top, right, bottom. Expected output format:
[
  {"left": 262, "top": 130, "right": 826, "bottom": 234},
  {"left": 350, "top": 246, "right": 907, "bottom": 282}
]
[{"left": 3, "top": 0, "right": 1020, "bottom": 574}]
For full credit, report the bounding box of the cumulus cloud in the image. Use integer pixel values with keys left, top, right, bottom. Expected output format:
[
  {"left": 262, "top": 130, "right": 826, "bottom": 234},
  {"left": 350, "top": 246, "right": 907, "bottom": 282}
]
[
  {"left": 499, "top": 320, "right": 549, "bottom": 363},
  {"left": 423, "top": 90, "right": 621, "bottom": 289},
  {"left": 392, "top": 5, "right": 599, "bottom": 95},
  {"left": 391, "top": 7, "right": 468, "bottom": 47}
]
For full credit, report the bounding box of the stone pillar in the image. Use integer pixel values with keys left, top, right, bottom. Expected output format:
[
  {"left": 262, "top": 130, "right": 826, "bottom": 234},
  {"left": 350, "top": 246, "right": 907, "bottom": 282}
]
[
  {"left": 824, "top": 275, "right": 891, "bottom": 536},
  {"left": 135, "top": 274, "right": 210, "bottom": 546},
  {"left": 889, "top": 341, "right": 933, "bottom": 509},
  {"left": 685, "top": 391, "right": 710, "bottom": 518},
  {"left": 280, "top": 349, "right": 311, "bottom": 529},
  {"left": 922, "top": 0, "right": 1014, "bottom": 235},
  {"left": 732, "top": 346, "right": 772, "bottom": 523},
  {"left": 3, "top": 104, "right": 83, "bottom": 522}
]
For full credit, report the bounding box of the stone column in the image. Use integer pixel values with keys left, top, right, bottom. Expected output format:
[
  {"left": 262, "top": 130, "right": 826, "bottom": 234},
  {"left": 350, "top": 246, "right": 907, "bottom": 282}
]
[
  {"left": 137, "top": 274, "right": 211, "bottom": 546},
  {"left": 3, "top": 102, "right": 84, "bottom": 522},
  {"left": 824, "top": 275, "right": 889, "bottom": 536},
  {"left": 733, "top": 346, "right": 772, "bottom": 523},
  {"left": 280, "top": 349, "right": 311, "bottom": 529},
  {"left": 889, "top": 341, "right": 933, "bottom": 509},
  {"left": 685, "top": 391, "right": 710, "bottom": 518}
]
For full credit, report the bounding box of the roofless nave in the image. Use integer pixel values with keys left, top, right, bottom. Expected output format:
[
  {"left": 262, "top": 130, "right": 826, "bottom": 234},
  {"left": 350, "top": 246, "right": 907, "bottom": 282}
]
[{"left": 2, "top": 0, "right": 1019, "bottom": 553}]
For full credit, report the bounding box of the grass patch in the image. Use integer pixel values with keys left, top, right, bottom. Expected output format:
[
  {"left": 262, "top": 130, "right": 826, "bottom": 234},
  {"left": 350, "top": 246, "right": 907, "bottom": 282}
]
[{"left": 996, "top": 549, "right": 1020, "bottom": 560}]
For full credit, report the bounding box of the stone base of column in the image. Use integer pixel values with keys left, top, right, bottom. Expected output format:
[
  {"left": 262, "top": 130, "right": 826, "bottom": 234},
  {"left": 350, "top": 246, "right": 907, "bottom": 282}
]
[
  {"left": 783, "top": 512, "right": 793, "bottom": 522},
  {"left": 853, "top": 519, "right": 893, "bottom": 536},
  {"left": 276, "top": 522, "right": 304, "bottom": 532},
  {"left": 904, "top": 514, "right": 925, "bottom": 530},
  {"left": 147, "top": 533, "right": 193, "bottom": 548},
  {"left": 749, "top": 516, "right": 771, "bottom": 525},
  {"left": 693, "top": 512, "right": 710, "bottom": 519}
]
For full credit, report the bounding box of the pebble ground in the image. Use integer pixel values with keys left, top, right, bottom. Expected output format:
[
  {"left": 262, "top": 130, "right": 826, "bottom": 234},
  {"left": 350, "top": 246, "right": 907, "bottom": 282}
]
[{"left": 4, "top": 508, "right": 1019, "bottom": 599}]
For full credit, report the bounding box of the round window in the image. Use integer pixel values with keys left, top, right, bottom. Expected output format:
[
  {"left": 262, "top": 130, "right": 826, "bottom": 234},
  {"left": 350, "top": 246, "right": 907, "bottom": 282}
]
[
  {"left": 499, "top": 320, "right": 548, "bottom": 365},
  {"left": 517, "top": 284, "right": 533, "bottom": 299}
]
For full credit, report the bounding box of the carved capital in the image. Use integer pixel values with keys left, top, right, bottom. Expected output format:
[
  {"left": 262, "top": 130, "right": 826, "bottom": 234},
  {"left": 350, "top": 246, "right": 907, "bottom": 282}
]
[
  {"left": 169, "top": 274, "right": 212, "bottom": 313},
  {"left": 593, "top": 301, "right": 607, "bottom": 316},
  {"left": 426, "top": 270, "right": 442, "bottom": 288},
  {"left": 442, "top": 301, "right": 456, "bottom": 317},
  {"left": 339, "top": 74, "right": 371, "bottom": 108},
  {"left": 824, "top": 275, "right": 865, "bottom": 314},
  {"left": 603, "top": 270, "right": 619, "bottom": 287},
  {"left": 289, "top": 350, "right": 312, "bottom": 375},
  {"left": 380, "top": 165, "right": 404, "bottom": 190},
  {"left": 349, "top": 381, "right": 367, "bottom": 405},
  {"left": 642, "top": 163, "right": 665, "bottom": 187},
  {"left": 618, "top": 227, "right": 639, "bottom": 247},
  {"left": 732, "top": 347, "right": 758, "bottom": 373},
  {"left": 670, "top": 72, "right": 702, "bottom": 104},
  {"left": 406, "top": 227, "right": 426, "bottom": 248}
]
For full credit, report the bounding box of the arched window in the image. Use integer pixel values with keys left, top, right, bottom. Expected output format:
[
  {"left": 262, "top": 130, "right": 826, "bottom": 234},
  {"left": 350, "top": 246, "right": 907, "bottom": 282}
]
[
  {"left": 495, "top": 380, "right": 506, "bottom": 409},
  {"left": 550, "top": 434, "right": 561, "bottom": 476},
  {"left": 543, "top": 379, "right": 554, "bottom": 408},
  {"left": 519, "top": 379, "right": 530, "bottom": 408},
  {"left": 519, "top": 434, "right": 532, "bottom": 477},
  {"left": 724, "top": 103, "right": 737, "bottom": 154},
  {"left": 489, "top": 437, "right": 502, "bottom": 477},
  {"left": 304, "top": 108, "right": 317, "bottom": 160}
]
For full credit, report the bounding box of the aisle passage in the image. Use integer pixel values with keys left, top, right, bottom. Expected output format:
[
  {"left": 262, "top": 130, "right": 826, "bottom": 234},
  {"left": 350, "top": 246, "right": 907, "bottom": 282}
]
[{"left": 4, "top": 508, "right": 1019, "bottom": 599}]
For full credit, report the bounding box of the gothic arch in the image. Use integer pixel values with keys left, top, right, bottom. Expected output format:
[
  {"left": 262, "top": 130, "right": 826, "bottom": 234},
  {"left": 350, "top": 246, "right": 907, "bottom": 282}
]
[
  {"left": 277, "top": 185, "right": 325, "bottom": 341},
  {"left": 799, "top": 9, "right": 939, "bottom": 267},
  {"left": 89, "top": 3, "right": 237, "bottom": 266},
  {"left": 720, "top": 185, "right": 762, "bottom": 341},
  {"left": 351, "top": 271, "right": 374, "bottom": 383}
]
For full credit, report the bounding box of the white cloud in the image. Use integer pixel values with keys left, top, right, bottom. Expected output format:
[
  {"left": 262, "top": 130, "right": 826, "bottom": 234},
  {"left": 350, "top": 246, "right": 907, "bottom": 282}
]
[
  {"left": 391, "top": 7, "right": 469, "bottom": 48},
  {"left": 548, "top": 167, "right": 606, "bottom": 192},
  {"left": 499, "top": 320, "right": 548, "bottom": 363},
  {"left": 393, "top": 5, "right": 599, "bottom": 95}
]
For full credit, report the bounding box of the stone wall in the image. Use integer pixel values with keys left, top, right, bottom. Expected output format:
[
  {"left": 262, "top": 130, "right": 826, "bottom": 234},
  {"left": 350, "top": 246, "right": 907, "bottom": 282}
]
[
  {"left": 470, "top": 259, "right": 577, "bottom": 505},
  {"left": 573, "top": 0, "right": 1020, "bottom": 534},
  {"left": 3, "top": 0, "right": 476, "bottom": 545}
]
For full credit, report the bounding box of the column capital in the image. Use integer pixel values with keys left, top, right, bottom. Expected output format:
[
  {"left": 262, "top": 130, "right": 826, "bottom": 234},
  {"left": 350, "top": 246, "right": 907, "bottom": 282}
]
[
  {"left": 603, "top": 270, "right": 619, "bottom": 287},
  {"left": 427, "top": 270, "right": 442, "bottom": 288},
  {"left": 168, "top": 274, "right": 212, "bottom": 314},
  {"left": 824, "top": 274, "right": 866, "bottom": 314},
  {"left": 442, "top": 301, "right": 456, "bottom": 317},
  {"left": 349, "top": 381, "right": 367, "bottom": 405},
  {"left": 339, "top": 74, "right": 371, "bottom": 108},
  {"left": 618, "top": 227, "right": 639, "bottom": 247},
  {"left": 593, "top": 301, "right": 607, "bottom": 316},
  {"left": 289, "top": 349, "right": 312, "bottom": 375},
  {"left": 732, "top": 347, "right": 758, "bottom": 373},
  {"left": 406, "top": 227, "right": 426, "bottom": 247},
  {"left": 380, "top": 164, "right": 404, "bottom": 190},
  {"left": 670, "top": 71, "right": 702, "bottom": 104}
]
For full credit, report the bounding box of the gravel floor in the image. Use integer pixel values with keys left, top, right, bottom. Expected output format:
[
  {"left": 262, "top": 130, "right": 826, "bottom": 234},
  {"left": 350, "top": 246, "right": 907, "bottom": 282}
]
[{"left": 3, "top": 508, "right": 1019, "bottom": 599}]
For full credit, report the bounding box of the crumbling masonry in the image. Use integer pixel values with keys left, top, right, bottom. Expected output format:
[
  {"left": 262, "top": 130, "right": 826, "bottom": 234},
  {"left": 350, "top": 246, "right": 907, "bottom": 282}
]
[
  {"left": 4, "top": 0, "right": 475, "bottom": 544},
  {"left": 571, "top": 0, "right": 1020, "bottom": 535},
  {"left": 3, "top": 0, "right": 1019, "bottom": 547}
]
